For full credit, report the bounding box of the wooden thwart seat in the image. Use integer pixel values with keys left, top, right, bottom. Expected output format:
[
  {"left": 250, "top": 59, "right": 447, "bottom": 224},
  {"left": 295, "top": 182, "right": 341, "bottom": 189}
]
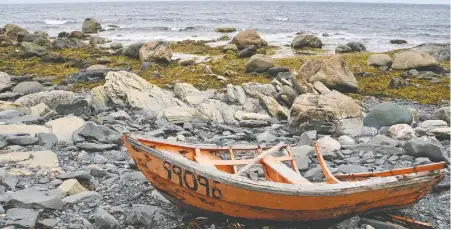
[{"left": 261, "top": 156, "right": 311, "bottom": 184}]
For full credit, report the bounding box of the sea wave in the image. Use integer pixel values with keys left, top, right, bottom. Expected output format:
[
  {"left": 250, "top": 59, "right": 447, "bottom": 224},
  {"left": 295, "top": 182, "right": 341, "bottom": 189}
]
[
  {"left": 274, "top": 17, "right": 289, "bottom": 21},
  {"left": 169, "top": 26, "right": 197, "bottom": 31},
  {"left": 44, "top": 19, "right": 70, "bottom": 25}
]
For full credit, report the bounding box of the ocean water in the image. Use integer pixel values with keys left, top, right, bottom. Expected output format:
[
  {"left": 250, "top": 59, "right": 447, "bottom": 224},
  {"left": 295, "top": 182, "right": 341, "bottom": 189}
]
[{"left": 0, "top": 1, "right": 449, "bottom": 53}]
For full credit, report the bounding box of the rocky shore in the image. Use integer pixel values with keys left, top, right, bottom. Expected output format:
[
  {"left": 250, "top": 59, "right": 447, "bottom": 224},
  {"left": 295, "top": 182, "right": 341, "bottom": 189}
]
[{"left": 0, "top": 19, "right": 450, "bottom": 229}]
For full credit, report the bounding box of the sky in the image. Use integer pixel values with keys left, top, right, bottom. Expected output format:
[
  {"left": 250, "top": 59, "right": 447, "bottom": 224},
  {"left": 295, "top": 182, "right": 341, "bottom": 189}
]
[{"left": 0, "top": 0, "right": 449, "bottom": 4}]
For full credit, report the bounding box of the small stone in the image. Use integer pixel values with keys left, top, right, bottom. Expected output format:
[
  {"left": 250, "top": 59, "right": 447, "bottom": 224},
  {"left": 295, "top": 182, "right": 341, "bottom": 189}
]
[
  {"left": 37, "top": 218, "right": 58, "bottom": 228},
  {"left": 37, "top": 133, "right": 58, "bottom": 149},
  {"left": 389, "top": 124, "right": 415, "bottom": 140},
  {"left": 256, "top": 130, "right": 277, "bottom": 143},
  {"left": 94, "top": 207, "right": 119, "bottom": 228},
  {"left": 317, "top": 136, "right": 341, "bottom": 153},
  {"left": 337, "top": 165, "right": 369, "bottom": 174},
  {"left": 58, "top": 179, "right": 88, "bottom": 195}
]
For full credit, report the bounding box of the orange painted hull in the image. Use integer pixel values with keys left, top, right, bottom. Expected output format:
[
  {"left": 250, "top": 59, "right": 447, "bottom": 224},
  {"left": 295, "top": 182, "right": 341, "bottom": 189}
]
[{"left": 123, "top": 135, "right": 445, "bottom": 222}]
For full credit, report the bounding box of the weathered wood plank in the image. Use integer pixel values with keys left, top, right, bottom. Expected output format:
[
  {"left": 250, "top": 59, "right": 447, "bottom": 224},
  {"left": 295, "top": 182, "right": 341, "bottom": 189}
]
[
  {"left": 261, "top": 155, "right": 311, "bottom": 184},
  {"left": 237, "top": 142, "right": 285, "bottom": 175}
]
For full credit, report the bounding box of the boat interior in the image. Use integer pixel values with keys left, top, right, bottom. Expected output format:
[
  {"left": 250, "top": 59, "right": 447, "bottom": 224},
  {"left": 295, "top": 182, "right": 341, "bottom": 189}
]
[{"left": 133, "top": 136, "right": 446, "bottom": 185}]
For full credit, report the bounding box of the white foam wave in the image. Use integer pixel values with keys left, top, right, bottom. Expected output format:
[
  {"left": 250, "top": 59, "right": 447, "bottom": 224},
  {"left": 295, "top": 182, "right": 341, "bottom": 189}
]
[
  {"left": 44, "top": 19, "right": 69, "bottom": 25},
  {"left": 274, "top": 17, "right": 288, "bottom": 21}
]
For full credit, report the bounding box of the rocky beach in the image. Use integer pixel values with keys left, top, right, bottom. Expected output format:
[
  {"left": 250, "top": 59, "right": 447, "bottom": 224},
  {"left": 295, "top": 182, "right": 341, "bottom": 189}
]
[{"left": 0, "top": 15, "right": 450, "bottom": 229}]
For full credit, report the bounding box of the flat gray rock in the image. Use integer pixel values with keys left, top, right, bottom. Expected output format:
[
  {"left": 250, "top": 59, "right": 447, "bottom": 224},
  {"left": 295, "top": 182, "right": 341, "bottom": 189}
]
[
  {"left": 6, "top": 187, "right": 64, "bottom": 210},
  {"left": 5, "top": 208, "right": 40, "bottom": 228}
]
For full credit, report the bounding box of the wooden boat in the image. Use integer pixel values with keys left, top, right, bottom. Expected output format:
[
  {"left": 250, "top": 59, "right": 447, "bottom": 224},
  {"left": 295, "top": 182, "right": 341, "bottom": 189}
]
[{"left": 122, "top": 134, "right": 446, "bottom": 222}]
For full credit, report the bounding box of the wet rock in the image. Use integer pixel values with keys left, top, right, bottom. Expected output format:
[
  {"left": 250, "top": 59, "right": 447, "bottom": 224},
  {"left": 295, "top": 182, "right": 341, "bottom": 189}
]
[
  {"left": 14, "top": 90, "right": 75, "bottom": 108},
  {"left": 47, "top": 116, "right": 85, "bottom": 142},
  {"left": 58, "top": 179, "right": 88, "bottom": 195},
  {"left": 82, "top": 18, "right": 102, "bottom": 34},
  {"left": 346, "top": 42, "right": 366, "bottom": 52},
  {"left": 403, "top": 137, "right": 448, "bottom": 162},
  {"left": 62, "top": 191, "right": 102, "bottom": 205},
  {"left": 55, "top": 99, "right": 91, "bottom": 116},
  {"left": 289, "top": 91, "right": 363, "bottom": 136},
  {"left": 335, "top": 45, "right": 353, "bottom": 53},
  {"left": 12, "top": 81, "right": 45, "bottom": 95},
  {"left": 363, "top": 102, "right": 413, "bottom": 129},
  {"left": 392, "top": 50, "right": 439, "bottom": 70},
  {"left": 291, "top": 34, "right": 322, "bottom": 49},
  {"left": 94, "top": 207, "right": 119, "bottom": 228},
  {"left": 4, "top": 208, "right": 40, "bottom": 228},
  {"left": 6, "top": 187, "right": 64, "bottom": 210},
  {"left": 237, "top": 45, "right": 257, "bottom": 58},
  {"left": 139, "top": 41, "right": 172, "bottom": 63},
  {"left": 294, "top": 56, "right": 358, "bottom": 93},
  {"left": 389, "top": 124, "right": 415, "bottom": 140},
  {"left": 231, "top": 29, "right": 263, "bottom": 49},
  {"left": 245, "top": 54, "right": 274, "bottom": 73},
  {"left": 390, "top": 39, "right": 407, "bottom": 44}
]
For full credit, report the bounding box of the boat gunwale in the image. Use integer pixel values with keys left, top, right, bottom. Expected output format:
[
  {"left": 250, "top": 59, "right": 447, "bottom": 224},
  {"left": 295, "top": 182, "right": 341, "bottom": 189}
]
[{"left": 126, "top": 135, "right": 444, "bottom": 196}]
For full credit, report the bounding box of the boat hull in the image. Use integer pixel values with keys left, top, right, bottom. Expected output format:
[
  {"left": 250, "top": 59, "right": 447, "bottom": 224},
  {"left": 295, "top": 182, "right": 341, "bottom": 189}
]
[{"left": 123, "top": 136, "right": 444, "bottom": 222}]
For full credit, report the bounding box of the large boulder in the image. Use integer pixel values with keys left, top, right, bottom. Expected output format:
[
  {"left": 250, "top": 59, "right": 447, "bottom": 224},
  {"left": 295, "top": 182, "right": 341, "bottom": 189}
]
[
  {"left": 82, "top": 18, "right": 102, "bottom": 34},
  {"left": 139, "top": 41, "right": 172, "bottom": 63},
  {"left": 52, "top": 38, "right": 86, "bottom": 49},
  {"left": 291, "top": 34, "right": 322, "bottom": 49},
  {"left": 363, "top": 102, "right": 413, "bottom": 129},
  {"left": 0, "top": 72, "right": 11, "bottom": 92},
  {"left": 367, "top": 54, "right": 392, "bottom": 68},
  {"left": 21, "top": 41, "right": 48, "bottom": 57},
  {"left": 103, "top": 71, "right": 186, "bottom": 118},
  {"left": 231, "top": 29, "right": 263, "bottom": 49},
  {"left": 4, "top": 24, "right": 28, "bottom": 40},
  {"left": 391, "top": 51, "right": 439, "bottom": 70},
  {"left": 245, "top": 54, "right": 274, "bottom": 73},
  {"left": 14, "top": 90, "right": 75, "bottom": 108},
  {"left": 410, "top": 43, "right": 450, "bottom": 62},
  {"left": 295, "top": 56, "right": 358, "bottom": 93},
  {"left": 289, "top": 90, "right": 363, "bottom": 136}
]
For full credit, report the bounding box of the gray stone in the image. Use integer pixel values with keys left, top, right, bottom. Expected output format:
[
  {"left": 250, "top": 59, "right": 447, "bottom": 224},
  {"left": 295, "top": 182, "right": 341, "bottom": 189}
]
[
  {"left": 7, "top": 114, "right": 40, "bottom": 124},
  {"left": 37, "top": 218, "right": 58, "bottom": 228},
  {"left": 21, "top": 41, "right": 48, "bottom": 57},
  {"left": 93, "top": 154, "right": 108, "bottom": 164},
  {"left": 363, "top": 102, "right": 413, "bottom": 129},
  {"left": 125, "top": 204, "right": 171, "bottom": 227},
  {"left": 337, "top": 165, "right": 369, "bottom": 174},
  {"left": 0, "top": 110, "right": 20, "bottom": 120},
  {"left": 346, "top": 42, "right": 366, "bottom": 52},
  {"left": 6, "top": 187, "right": 64, "bottom": 210},
  {"left": 298, "top": 130, "right": 316, "bottom": 146},
  {"left": 5, "top": 208, "right": 39, "bottom": 228},
  {"left": 72, "top": 121, "right": 121, "bottom": 144},
  {"left": 256, "top": 130, "right": 277, "bottom": 143},
  {"left": 291, "top": 34, "right": 322, "bottom": 49},
  {"left": 12, "top": 81, "right": 45, "bottom": 95},
  {"left": 431, "top": 107, "right": 450, "bottom": 124},
  {"left": 5, "top": 135, "right": 38, "bottom": 145},
  {"left": 415, "top": 157, "right": 432, "bottom": 165},
  {"left": 336, "top": 216, "right": 360, "bottom": 229},
  {"left": 268, "top": 66, "right": 290, "bottom": 78},
  {"left": 335, "top": 45, "right": 353, "bottom": 53},
  {"left": 303, "top": 167, "right": 323, "bottom": 182},
  {"left": 124, "top": 42, "right": 145, "bottom": 58},
  {"left": 0, "top": 72, "right": 12, "bottom": 92},
  {"left": 239, "top": 120, "right": 269, "bottom": 128},
  {"left": 292, "top": 145, "right": 314, "bottom": 171},
  {"left": 37, "top": 133, "right": 58, "bottom": 148},
  {"left": 403, "top": 137, "right": 448, "bottom": 162},
  {"left": 76, "top": 142, "right": 118, "bottom": 151},
  {"left": 52, "top": 38, "right": 87, "bottom": 49},
  {"left": 94, "top": 207, "right": 119, "bottom": 228},
  {"left": 368, "top": 135, "right": 399, "bottom": 146},
  {"left": 246, "top": 54, "right": 274, "bottom": 73},
  {"left": 82, "top": 18, "right": 102, "bottom": 33},
  {"left": 62, "top": 191, "right": 102, "bottom": 205},
  {"left": 55, "top": 99, "right": 91, "bottom": 116},
  {"left": 14, "top": 90, "right": 75, "bottom": 108},
  {"left": 337, "top": 135, "right": 355, "bottom": 145},
  {"left": 56, "top": 171, "right": 92, "bottom": 181}
]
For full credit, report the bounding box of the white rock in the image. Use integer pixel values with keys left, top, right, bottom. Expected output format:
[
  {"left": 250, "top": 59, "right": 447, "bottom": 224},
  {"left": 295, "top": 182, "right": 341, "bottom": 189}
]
[
  {"left": 46, "top": 116, "right": 85, "bottom": 142},
  {"left": 389, "top": 124, "right": 415, "bottom": 140},
  {"left": 58, "top": 179, "right": 88, "bottom": 195},
  {"left": 234, "top": 111, "right": 270, "bottom": 121},
  {"left": 14, "top": 90, "right": 75, "bottom": 108},
  {"left": 197, "top": 99, "right": 238, "bottom": 125},
  {"left": 0, "top": 124, "right": 50, "bottom": 135},
  {"left": 30, "top": 103, "right": 52, "bottom": 117},
  {"left": 224, "top": 84, "right": 246, "bottom": 105},
  {"left": 158, "top": 106, "right": 205, "bottom": 124},
  {"left": 337, "top": 135, "right": 355, "bottom": 145},
  {"left": 316, "top": 136, "right": 341, "bottom": 153},
  {"left": 313, "top": 81, "right": 331, "bottom": 94},
  {"left": 420, "top": 120, "right": 448, "bottom": 131},
  {"left": 0, "top": 150, "right": 60, "bottom": 172},
  {"left": 173, "top": 83, "right": 207, "bottom": 105}
]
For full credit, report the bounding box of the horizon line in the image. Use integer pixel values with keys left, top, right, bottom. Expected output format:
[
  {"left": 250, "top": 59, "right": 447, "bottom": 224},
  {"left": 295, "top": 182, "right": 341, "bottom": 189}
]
[{"left": 1, "top": 0, "right": 449, "bottom": 6}]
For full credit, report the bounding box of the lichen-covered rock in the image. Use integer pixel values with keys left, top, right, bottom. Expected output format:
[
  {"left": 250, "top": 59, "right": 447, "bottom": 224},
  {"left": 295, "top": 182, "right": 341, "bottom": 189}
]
[
  {"left": 245, "top": 54, "right": 274, "bottom": 73},
  {"left": 295, "top": 56, "right": 358, "bottom": 93},
  {"left": 12, "top": 81, "right": 45, "bottom": 95},
  {"left": 197, "top": 99, "right": 238, "bottom": 125},
  {"left": 103, "top": 71, "right": 186, "bottom": 118},
  {"left": 231, "top": 29, "right": 263, "bottom": 49},
  {"left": 291, "top": 34, "right": 322, "bottom": 49},
  {"left": 224, "top": 84, "right": 246, "bottom": 105},
  {"left": 21, "top": 41, "right": 48, "bottom": 57},
  {"left": 139, "top": 41, "right": 172, "bottom": 63},
  {"left": 391, "top": 50, "right": 439, "bottom": 70},
  {"left": 91, "top": 85, "right": 110, "bottom": 111},
  {"left": 82, "top": 18, "right": 102, "bottom": 34},
  {"left": 389, "top": 124, "right": 415, "bottom": 140},
  {"left": 14, "top": 90, "right": 75, "bottom": 108},
  {"left": 410, "top": 42, "right": 450, "bottom": 62},
  {"left": 289, "top": 90, "right": 363, "bottom": 136}
]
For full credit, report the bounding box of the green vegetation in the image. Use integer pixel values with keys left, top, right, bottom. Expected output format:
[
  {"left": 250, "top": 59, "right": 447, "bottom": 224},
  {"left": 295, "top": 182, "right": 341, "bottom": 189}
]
[{"left": 0, "top": 41, "right": 448, "bottom": 104}]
